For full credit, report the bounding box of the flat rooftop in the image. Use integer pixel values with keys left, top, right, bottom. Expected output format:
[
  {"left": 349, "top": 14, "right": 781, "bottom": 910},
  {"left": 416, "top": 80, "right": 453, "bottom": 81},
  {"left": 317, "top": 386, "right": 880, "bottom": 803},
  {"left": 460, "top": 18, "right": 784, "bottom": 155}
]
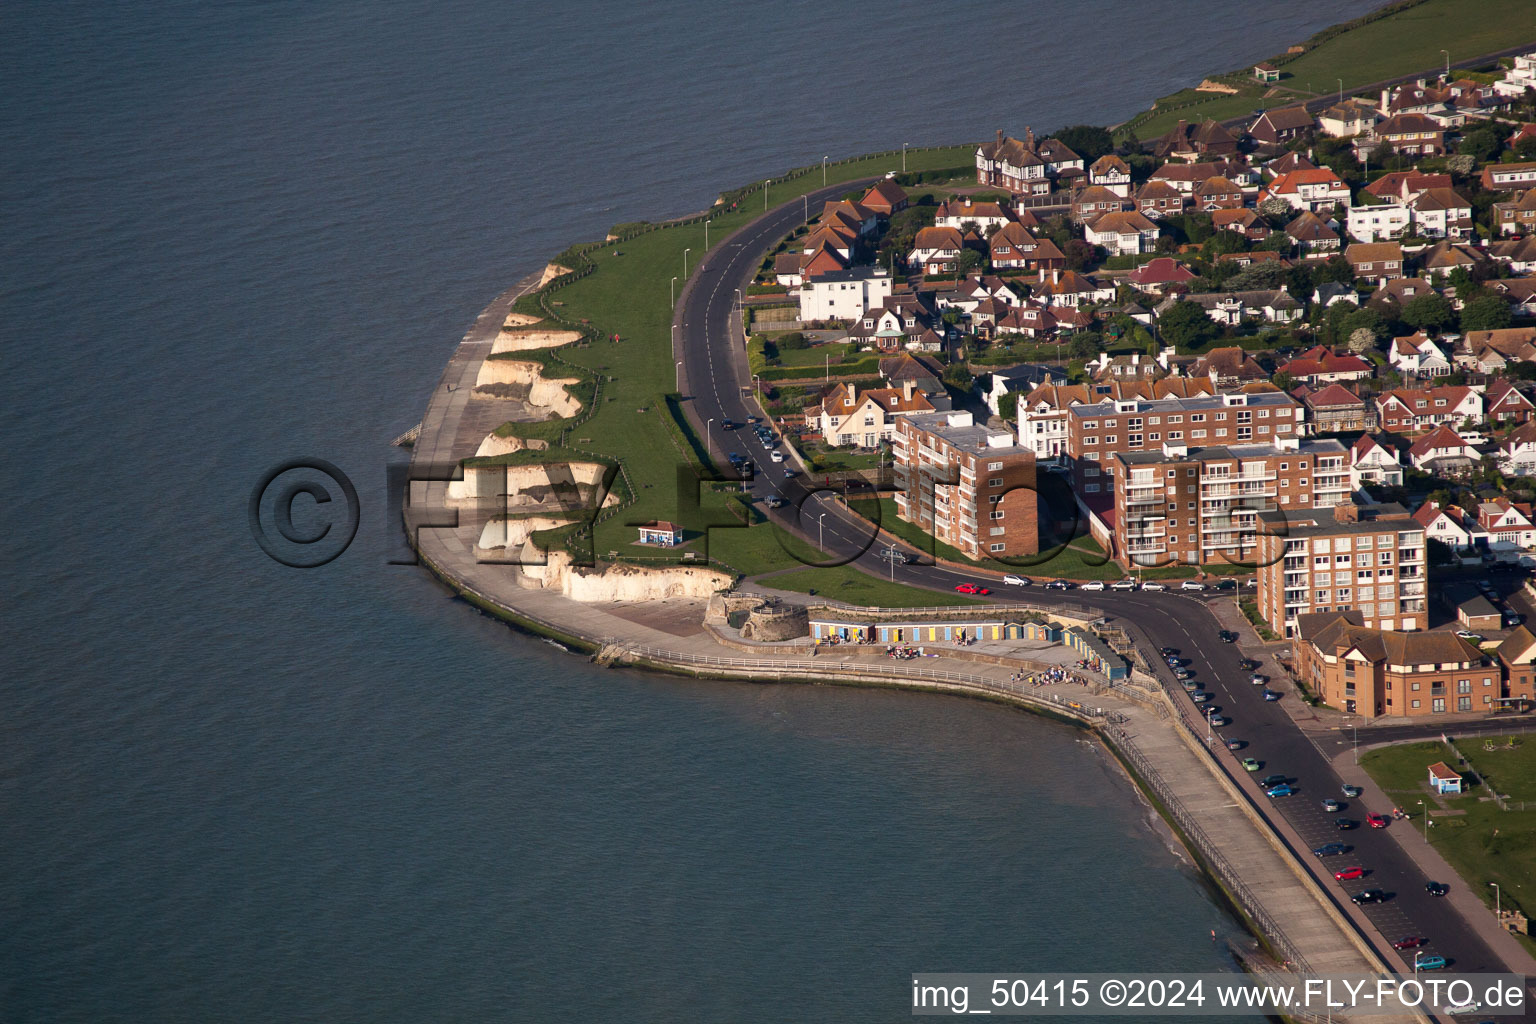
[
  {"left": 1067, "top": 390, "right": 1300, "bottom": 417},
  {"left": 1115, "top": 438, "right": 1348, "bottom": 466},
  {"left": 904, "top": 410, "right": 1033, "bottom": 456}
]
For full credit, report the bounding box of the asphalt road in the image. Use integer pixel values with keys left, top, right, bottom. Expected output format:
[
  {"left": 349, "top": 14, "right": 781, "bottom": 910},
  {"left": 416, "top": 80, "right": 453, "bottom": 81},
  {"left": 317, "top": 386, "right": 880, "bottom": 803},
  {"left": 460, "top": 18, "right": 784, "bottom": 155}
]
[{"left": 675, "top": 187, "right": 1518, "bottom": 976}]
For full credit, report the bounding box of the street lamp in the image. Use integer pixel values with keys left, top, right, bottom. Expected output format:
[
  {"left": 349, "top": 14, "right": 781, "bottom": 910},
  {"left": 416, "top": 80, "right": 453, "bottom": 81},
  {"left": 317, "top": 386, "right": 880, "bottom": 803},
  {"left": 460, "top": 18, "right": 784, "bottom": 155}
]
[
  {"left": 1441, "top": 49, "right": 1450, "bottom": 81},
  {"left": 802, "top": 194, "right": 809, "bottom": 223},
  {"left": 822, "top": 156, "right": 828, "bottom": 185},
  {"left": 763, "top": 180, "right": 768, "bottom": 211},
  {"left": 706, "top": 418, "right": 714, "bottom": 461},
  {"left": 704, "top": 219, "right": 709, "bottom": 250},
  {"left": 1491, "top": 882, "right": 1502, "bottom": 919},
  {"left": 1418, "top": 799, "right": 1428, "bottom": 843},
  {"left": 818, "top": 511, "right": 827, "bottom": 548},
  {"left": 676, "top": 359, "right": 683, "bottom": 391},
  {"left": 1352, "top": 720, "right": 1358, "bottom": 764},
  {"left": 903, "top": 142, "right": 908, "bottom": 173},
  {"left": 683, "top": 248, "right": 691, "bottom": 277},
  {"left": 1337, "top": 78, "right": 1343, "bottom": 104},
  {"left": 671, "top": 275, "right": 678, "bottom": 308}
]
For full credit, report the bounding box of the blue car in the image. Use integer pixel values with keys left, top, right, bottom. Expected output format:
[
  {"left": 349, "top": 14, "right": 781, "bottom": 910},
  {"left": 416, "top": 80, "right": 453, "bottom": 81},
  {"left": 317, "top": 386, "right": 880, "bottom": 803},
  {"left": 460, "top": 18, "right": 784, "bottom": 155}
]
[
  {"left": 1413, "top": 954, "right": 1446, "bottom": 971},
  {"left": 1262, "top": 689, "right": 1281, "bottom": 702},
  {"left": 1266, "top": 783, "right": 1294, "bottom": 798}
]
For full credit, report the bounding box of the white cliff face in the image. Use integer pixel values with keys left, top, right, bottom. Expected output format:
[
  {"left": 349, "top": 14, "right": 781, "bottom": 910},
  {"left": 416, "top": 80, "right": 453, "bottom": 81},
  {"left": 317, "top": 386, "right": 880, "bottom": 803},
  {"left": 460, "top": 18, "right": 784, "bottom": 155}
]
[
  {"left": 519, "top": 551, "right": 731, "bottom": 602},
  {"left": 446, "top": 461, "right": 611, "bottom": 506},
  {"left": 473, "top": 358, "right": 583, "bottom": 418},
  {"left": 492, "top": 328, "right": 583, "bottom": 353},
  {"left": 474, "top": 515, "right": 578, "bottom": 559},
  {"left": 473, "top": 433, "right": 548, "bottom": 458}
]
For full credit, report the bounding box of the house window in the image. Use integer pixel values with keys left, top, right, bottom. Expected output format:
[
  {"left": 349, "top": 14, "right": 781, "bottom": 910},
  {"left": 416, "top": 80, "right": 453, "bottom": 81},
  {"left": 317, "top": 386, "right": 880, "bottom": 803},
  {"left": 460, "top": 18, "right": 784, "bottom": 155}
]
[
  {"left": 988, "top": 478, "right": 1003, "bottom": 487},
  {"left": 988, "top": 461, "right": 1003, "bottom": 471},
  {"left": 990, "top": 543, "right": 1006, "bottom": 552}
]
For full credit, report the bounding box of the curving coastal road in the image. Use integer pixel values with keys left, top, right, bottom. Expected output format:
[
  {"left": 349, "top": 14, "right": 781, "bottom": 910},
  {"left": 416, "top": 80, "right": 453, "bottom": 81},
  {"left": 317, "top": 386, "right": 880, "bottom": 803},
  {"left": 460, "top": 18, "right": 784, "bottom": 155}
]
[{"left": 674, "top": 184, "right": 1528, "bottom": 980}]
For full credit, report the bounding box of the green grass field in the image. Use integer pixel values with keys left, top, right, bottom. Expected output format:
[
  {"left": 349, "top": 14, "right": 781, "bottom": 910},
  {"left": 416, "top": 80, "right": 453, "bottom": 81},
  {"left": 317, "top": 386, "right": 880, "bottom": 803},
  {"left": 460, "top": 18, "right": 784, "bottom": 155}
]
[
  {"left": 761, "top": 567, "right": 984, "bottom": 608},
  {"left": 1360, "top": 738, "right": 1536, "bottom": 951}
]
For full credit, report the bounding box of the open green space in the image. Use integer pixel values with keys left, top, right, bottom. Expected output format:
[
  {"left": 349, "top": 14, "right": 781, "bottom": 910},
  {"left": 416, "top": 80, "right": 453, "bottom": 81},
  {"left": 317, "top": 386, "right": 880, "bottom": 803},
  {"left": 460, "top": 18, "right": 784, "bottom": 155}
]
[
  {"left": 486, "top": 143, "right": 973, "bottom": 569},
  {"left": 1360, "top": 739, "right": 1536, "bottom": 951},
  {"left": 762, "top": 566, "right": 984, "bottom": 608}
]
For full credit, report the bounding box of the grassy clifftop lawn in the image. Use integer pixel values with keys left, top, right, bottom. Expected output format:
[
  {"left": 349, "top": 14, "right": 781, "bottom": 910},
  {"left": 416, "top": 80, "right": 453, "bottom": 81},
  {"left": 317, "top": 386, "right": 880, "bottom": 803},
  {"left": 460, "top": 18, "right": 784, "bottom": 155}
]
[{"left": 1122, "top": 0, "right": 1536, "bottom": 141}]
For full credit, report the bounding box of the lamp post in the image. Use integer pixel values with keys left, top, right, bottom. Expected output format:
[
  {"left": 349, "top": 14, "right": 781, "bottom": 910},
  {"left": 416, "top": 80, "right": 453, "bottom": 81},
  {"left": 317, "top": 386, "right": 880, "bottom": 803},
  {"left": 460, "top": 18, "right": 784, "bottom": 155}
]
[
  {"left": 802, "top": 194, "right": 809, "bottom": 223},
  {"left": 1337, "top": 78, "right": 1343, "bottom": 104},
  {"left": 818, "top": 511, "right": 827, "bottom": 549},
  {"left": 675, "top": 359, "right": 683, "bottom": 391},
  {"left": 752, "top": 373, "right": 762, "bottom": 406},
  {"left": 1418, "top": 799, "right": 1428, "bottom": 843},
  {"left": 704, "top": 220, "right": 709, "bottom": 250},
  {"left": 1491, "top": 882, "right": 1502, "bottom": 919},
  {"left": 822, "top": 156, "right": 828, "bottom": 185},
  {"left": 706, "top": 418, "right": 714, "bottom": 461},
  {"left": 671, "top": 276, "right": 678, "bottom": 308},
  {"left": 683, "top": 248, "right": 691, "bottom": 277},
  {"left": 903, "top": 142, "right": 909, "bottom": 172},
  {"left": 1441, "top": 49, "right": 1450, "bottom": 81},
  {"left": 1352, "top": 720, "right": 1359, "bottom": 764},
  {"left": 763, "top": 180, "right": 768, "bottom": 211}
]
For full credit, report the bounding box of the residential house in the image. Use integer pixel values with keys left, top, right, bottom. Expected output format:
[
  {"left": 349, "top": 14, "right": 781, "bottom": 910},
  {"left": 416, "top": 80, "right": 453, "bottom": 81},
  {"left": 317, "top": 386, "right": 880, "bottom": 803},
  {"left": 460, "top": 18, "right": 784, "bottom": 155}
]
[
  {"left": 1350, "top": 434, "right": 1403, "bottom": 487},
  {"left": 1419, "top": 239, "right": 1490, "bottom": 281},
  {"left": 1413, "top": 500, "right": 1482, "bottom": 552},
  {"left": 1084, "top": 210, "right": 1159, "bottom": 255},
  {"left": 1193, "top": 175, "right": 1244, "bottom": 211},
  {"left": 798, "top": 266, "right": 893, "bottom": 322},
  {"left": 1262, "top": 168, "right": 1351, "bottom": 212},
  {"left": 1481, "top": 161, "right": 1536, "bottom": 192},
  {"left": 1135, "top": 180, "right": 1186, "bottom": 219},
  {"left": 1126, "top": 257, "right": 1197, "bottom": 295},
  {"left": 1373, "top": 113, "right": 1445, "bottom": 156},
  {"left": 976, "top": 364, "right": 1067, "bottom": 418},
  {"left": 1264, "top": 151, "right": 1319, "bottom": 179},
  {"left": 1149, "top": 160, "right": 1246, "bottom": 195},
  {"left": 847, "top": 296, "right": 932, "bottom": 351},
  {"left": 1407, "top": 188, "right": 1473, "bottom": 238},
  {"left": 1493, "top": 190, "right": 1536, "bottom": 237},
  {"left": 934, "top": 198, "right": 1014, "bottom": 232},
  {"left": 859, "top": 178, "right": 909, "bottom": 217},
  {"left": 1388, "top": 332, "right": 1452, "bottom": 378},
  {"left": 1191, "top": 346, "right": 1270, "bottom": 387},
  {"left": 1305, "top": 384, "right": 1369, "bottom": 433},
  {"left": 799, "top": 243, "right": 847, "bottom": 281},
  {"left": 1486, "top": 380, "right": 1536, "bottom": 425},
  {"left": 1285, "top": 210, "right": 1341, "bottom": 253},
  {"left": 1313, "top": 281, "right": 1359, "bottom": 309},
  {"left": 1489, "top": 236, "right": 1536, "bottom": 275},
  {"left": 1036, "top": 269, "right": 1115, "bottom": 308},
  {"left": 879, "top": 352, "right": 944, "bottom": 394},
  {"left": 1407, "top": 424, "right": 1479, "bottom": 473},
  {"left": 1479, "top": 497, "right": 1536, "bottom": 554},
  {"left": 993, "top": 303, "right": 1068, "bottom": 339},
  {"left": 1375, "top": 385, "right": 1483, "bottom": 433},
  {"left": 1498, "top": 419, "right": 1536, "bottom": 475},
  {"left": 1317, "top": 98, "right": 1379, "bottom": 138},
  {"left": 1279, "top": 346, "right": 1372, "bottom": 386},
  {"left": 1371, "top": 277, "right": 1437, "bottom": 306},
  {"left": 1346, "top": 201, "right": 1411, "bottom": 244},
  {"left": 815, "top": 381, "right": 935, "bottom": 448},
  {"left": 1487, "top": 277, "right": 1536, "bottom": 319},
  {"left": 1153, "top": 119, "right": 1240, "bottom": 162},
  {"left": 1364, "top": 170, "right": 1452, "bottom": 204},
  {"left": 1344, "top": 242, "right": 1403, "bottom": 283},
  {"left": 1089, "top": 155, "right": 1132, "bottom": 197},
  {"left": 1072, "top": 185, "right": 1132, "bottom": 223},
  {"left": 1084, "top": 351, "right": 1165, "bottom": 381},
  {"left": 772, "top": 253, "right": 803, "bottom": 288},
  {"left": 1158, "top": 289, "right": 1303, "bottom": 326},
  {"left": 975, "top": 128, "right": 1079, "bottom": 195},
  {"left": 1249, "top": 105, "right": 1314, "bottom": 146},
  {"left": 1211, "top": 207, "right": 1269, "bottom": 240},
  {"left": 987, "top": 222, "right": 1063, "bottom": 271},
  {"left": 908, "top": 226, "right": 965, "bottom": 275},
  {"left": 1013, "top": 378, "right": 1216, "bottom": 460},
  {"left": 1492, "top": 51, "right": 1536, "bottom": 99}
]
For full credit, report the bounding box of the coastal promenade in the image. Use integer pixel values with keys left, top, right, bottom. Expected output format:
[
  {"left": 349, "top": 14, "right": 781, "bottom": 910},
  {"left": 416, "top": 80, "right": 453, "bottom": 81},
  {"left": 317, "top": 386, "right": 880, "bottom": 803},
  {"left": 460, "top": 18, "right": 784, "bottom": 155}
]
[{"left": 406, "top": 262, "right": 1428, "bottom": 1020}]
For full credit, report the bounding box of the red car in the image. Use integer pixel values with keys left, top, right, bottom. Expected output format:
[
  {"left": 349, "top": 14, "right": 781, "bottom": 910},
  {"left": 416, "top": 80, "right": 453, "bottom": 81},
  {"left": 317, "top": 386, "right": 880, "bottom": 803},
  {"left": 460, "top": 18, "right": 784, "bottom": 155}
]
[
  {"left": 1334, "top": 866, "right": 1366, "bottom": 881},
  {"left": 1392, "top": 936, "right": 1426, "bottom": 951},
  {"left": 1367, "top": 814, "right": 1389, "bottom": 829},
  {"left": 954, "top": 583, "right": 991, "bottom": 595}
]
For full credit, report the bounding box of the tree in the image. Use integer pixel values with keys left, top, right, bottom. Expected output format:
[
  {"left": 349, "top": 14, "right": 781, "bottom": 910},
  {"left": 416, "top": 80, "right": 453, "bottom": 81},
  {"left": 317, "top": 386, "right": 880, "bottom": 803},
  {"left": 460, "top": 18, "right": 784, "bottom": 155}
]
[
  {"left": 1460, "top": 295, "right": 1513, "bottom": 332},
  {"left": 942, "top": 361, "right": 973, "bottom": 389},
  {"left": 1348, "top": 327, "right": 1377, "bottom": 354},
  {"left": 1341, "top": 305, "right": 1388, "bottom": 343},
  {"left": 1258, "top": 197, "right": 1293, "bottom": 220},
  {"left": 997, "top": 391, "right": 1021, "bottom": 422},
  {"left": 1156, "top": 301, "right": 1220, "bottom": 351},
  {"left": 1516, "top": 136, "right": 1536, "bottom": 162},
  {"left": 1201, "top": 229, "right": 1248, "bottom": 260},
  {"left": 1400, "top": 293, "right": 1456, "bottom": 333},
  {"left": 1272, "top": 370, "right": 1296, "bottom": 392},
  {"left": 1063, "top": 238, "right": 1095, "bottom": 272},
  {"left": 1314, "top": 255, "right": 1357, "bottom": 286},
  {"left": 1458, "top": 128, "right": 1503, "bottom": 164},
  {"left": 1286, "top": 262, "right": 1316, "bottom": 299},
  {"left": 955, "top": 247, "right": 983, "bottom": 279},
  {"left": 1068, "top": 333, "right": 1099, "bottom": 360},
  {"left": 1053, "top": 125, "right": 1114, "bottom": 163},
  {"left": 777, "top": 331, "right": 808, "bottom": 350},
  {"left": 1228, "top": 261, "right": 1289, "bottom": 291}
]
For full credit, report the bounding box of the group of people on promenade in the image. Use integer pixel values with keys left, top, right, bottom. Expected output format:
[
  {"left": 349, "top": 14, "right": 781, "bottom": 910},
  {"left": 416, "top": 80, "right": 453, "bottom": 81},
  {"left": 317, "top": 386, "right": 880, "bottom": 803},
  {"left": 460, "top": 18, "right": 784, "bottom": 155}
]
[{"left": 1009, "top": 665, "right": 1091, "bottom": 688}]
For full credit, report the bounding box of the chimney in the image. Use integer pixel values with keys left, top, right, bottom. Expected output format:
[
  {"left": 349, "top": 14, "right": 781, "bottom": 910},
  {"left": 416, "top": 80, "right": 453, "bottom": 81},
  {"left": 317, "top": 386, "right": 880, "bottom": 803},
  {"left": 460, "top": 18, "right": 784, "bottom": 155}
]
[
  {"left": 903, "top": 379, "right": 915, "bottom": 402},
  {"left": 1025, "top": 126, "right": 1035, "bottom": 150},
  {"left": 996, "top": 128, "right": 1004, "bottom": 147},
  {"left": 1334, "top": 502, "right": 1361, "bottom": 524}
]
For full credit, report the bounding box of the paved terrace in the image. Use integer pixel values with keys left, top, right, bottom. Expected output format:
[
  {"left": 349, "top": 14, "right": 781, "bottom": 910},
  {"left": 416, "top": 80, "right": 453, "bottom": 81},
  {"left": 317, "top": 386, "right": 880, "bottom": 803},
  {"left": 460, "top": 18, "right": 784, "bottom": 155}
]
[{"left": 403, "top": 275, "right": 1432, "bottom": 1019}]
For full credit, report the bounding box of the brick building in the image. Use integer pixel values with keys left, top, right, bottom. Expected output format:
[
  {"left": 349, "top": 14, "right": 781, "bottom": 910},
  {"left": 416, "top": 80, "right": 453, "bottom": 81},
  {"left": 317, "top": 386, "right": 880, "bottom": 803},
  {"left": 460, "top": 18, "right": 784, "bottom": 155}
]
[
  {"left": 1111, "top": 437, "right": 1349, "bottom": 568},
  {"left": 892, "top": 411, "right": 1040, "bottom": 560},
  {"left": 1255, "top": 502, "right": 1428, "bottom": 639}
]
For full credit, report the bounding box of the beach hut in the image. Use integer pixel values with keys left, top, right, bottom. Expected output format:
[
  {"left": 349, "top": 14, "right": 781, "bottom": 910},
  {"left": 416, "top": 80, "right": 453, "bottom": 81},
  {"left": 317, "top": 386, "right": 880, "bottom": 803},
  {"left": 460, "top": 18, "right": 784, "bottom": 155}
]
[
  {"left": 1427, "top": 761, "right": 1463, "bottom": 795},
  {"left": 636, "top": 521, "right": 683, "bottom": 546}
]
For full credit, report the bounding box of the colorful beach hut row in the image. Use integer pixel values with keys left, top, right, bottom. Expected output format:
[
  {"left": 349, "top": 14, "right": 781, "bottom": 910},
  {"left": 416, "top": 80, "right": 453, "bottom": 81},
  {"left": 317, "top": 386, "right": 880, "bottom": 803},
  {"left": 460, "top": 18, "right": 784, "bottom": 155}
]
[
  {"left": 808, "top": 618, "right": 1062, "bottom": 644},
  {"left": 1062, "top": 626, "right": 1130, "bottom": 681}
]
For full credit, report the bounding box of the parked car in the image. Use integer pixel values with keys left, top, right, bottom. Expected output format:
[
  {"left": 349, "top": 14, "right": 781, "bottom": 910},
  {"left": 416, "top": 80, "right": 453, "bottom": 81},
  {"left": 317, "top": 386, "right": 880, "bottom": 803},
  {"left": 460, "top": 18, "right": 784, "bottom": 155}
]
[
  {"left": 1322, "top": 798, "right": 1343, "bottom": 812},
  {"left": 1215, "top": 580, "right": 1236, "bottom": 591},
  {"left": 1218, "top": 631, "right": 1238, "bottom": 643},
  {"left": 1312, "top": 842, "right": 1348, "bottom": 857},
  {"left": 1141, "top": 582, "right": 1166, "bottom": 591},
  {"left": 1045, "top": 580, "right": 1072, "bottom": 590},
  {"left": 1241, "top": 758, "right": 1262, "bottom": 772},
  {"left": 1002, "top": 575, "right": 1031, "bottom": 587},
  {"left": 1080, "top": 580, "right": 1105, "bottom": 591},
  {"left": 764, "top": 496, "right": 786, "bottom": 509},
  {"left": 770, "top": 450, "right": 784, "bottom": 463},
  {"left": 1413, "top": 954, "right": 1446, "bottom": 971},
  {"left": 1110, "top": 579, "right": 1136, "bottom": 590},
  {"left": 1341, "top": 784, "right": 1363, "bottom": 798},
  {"left": 1391, "top": 936, "right": 1425, "bottom": 951},
  {"left": 1455, "top": 630, "right": 1483, "bottom": 642},
  {"left": 1367, "top": 814, "right": 1389, "bottom": 829},
  {"left": 1334, "top": 867, "right": 1366, "bottom": 881},
  {"left": 1335, "top": 817, "right": 1358, "bottom": 830},
  {"left": 1238, "top": 658, "right": 1260, "bottom": 671},
  {"left": 1259, "top": 774, "right": 1288, "bottom": 788},
  {"left": 1425, "top": 881, "right": 1449, "bottom": 897},
  {"left": 1263, "top": 689, "right": 1282, "bottom": 702},
  {"left": 1503, "top": 611, "right": 1523, "bottom": 627},
  {"left": 1250, "top": 674, "right": 1268, "bottom": 685},
  {"left": 1191, "top": 691, "right": 1211, "bottom": 703},
  {"left": 1180, "top": 580, "right": 1206, "bottom": 591},
  {"left": 1208, "top": 715, "right": 1229, "bottom": 726},
  {"left": 1266, "top": 784, "right": 1294, "bottom": 798},
  {"left": 1181, "top": 679, "right": 1201, "bottom": 691},
  {"left": 1202, "top": 704, "right": 1221, "bottom": 717},
  {"left": 1351, "top": 889, "right": 1386, "bottom": 905},
  {"left": 954, "top": 583, "right": 990, "bottom": 595}
]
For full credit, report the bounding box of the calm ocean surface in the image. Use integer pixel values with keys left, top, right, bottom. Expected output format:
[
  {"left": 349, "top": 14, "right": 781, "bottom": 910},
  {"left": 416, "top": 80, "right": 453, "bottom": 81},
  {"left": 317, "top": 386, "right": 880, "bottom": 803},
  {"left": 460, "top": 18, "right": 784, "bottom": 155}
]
[{"left": 3, "top": 1, "right": 1377, "bottom": 1019}]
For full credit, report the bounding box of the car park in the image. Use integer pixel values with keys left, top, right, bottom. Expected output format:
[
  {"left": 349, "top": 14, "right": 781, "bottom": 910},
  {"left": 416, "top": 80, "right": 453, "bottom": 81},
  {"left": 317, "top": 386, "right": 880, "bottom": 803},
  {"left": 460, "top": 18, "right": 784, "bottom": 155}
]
[
  {"left": 1080, "top": 580, "right": 1105, "bottom": 591},
  {"left": 1392, "top": 936, "right": 1425, "bottom": 951},
  {"left": 1140, "top": 582, "right": 1166, "bottom": 591},
  {"left": 1322, "top": 798, "right": 1343, "bottom": 812},
  {"left": 1312, "top": 842, "right": 1347, "bottom": 857},
  {"left": 1180, "top": 581, "right": 1205, "bottom": 591},
  {"left": 1335, "top": 818, "right": 1358, "bottom": 830},
  {"left": 1367, "top": 814, "right": 1389, "bottom": 829},
  {"left": 1002, "top": 575, "right": 1031, "bottom": 587},
  {"left": 1425, "top": 881, "right": 1449, "bottom": 897},
  {"left": 1266, "top": 783, "right": 1293, "bottom": 798},
  {"left": 1241, "top": 758, "right": 1261, "bottom": 771},
  {"left": 1351, "top": 889, "right": 1385, "bottom": 905},
  {"left": 1263, "top": 689, "right": 1281, "bottom": 702},
  {"left": 954, "top": 583, "right": 990, "bottom": 595},
  {"left": 1334, "top": 867, "right": 1366, "bottom": 881},
  {"left": 1341, "top": 784, "right": 1363, "bottom": 798}
]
